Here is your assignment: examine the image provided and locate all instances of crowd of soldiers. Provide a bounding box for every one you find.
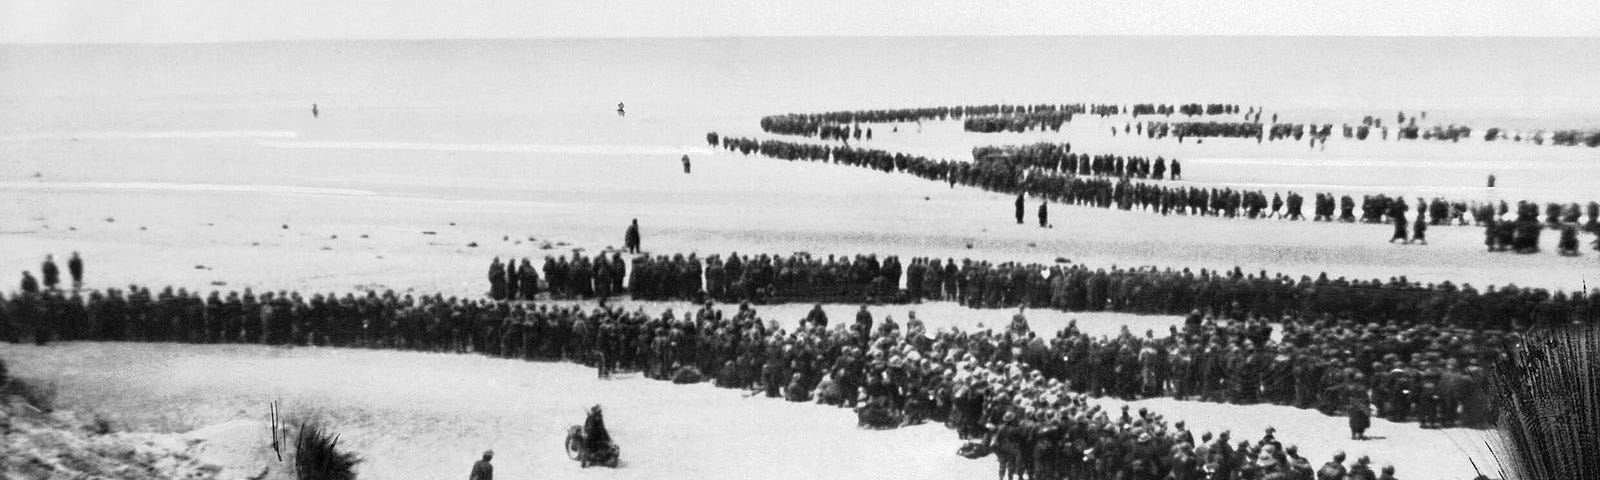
[485,252,629,301]
[496,250,1598,331]
[630,253,907,304]
[1482,201,1600,255]
[963,112,1075,133]
[971,143,1180,180]
[714,136,1600,242]
[757,103,1244,138]
[3,283,1418,479]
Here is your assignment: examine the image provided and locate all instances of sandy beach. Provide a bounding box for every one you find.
[3,36,1597,480]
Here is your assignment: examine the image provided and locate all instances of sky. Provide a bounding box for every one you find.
[2,0,1598,44]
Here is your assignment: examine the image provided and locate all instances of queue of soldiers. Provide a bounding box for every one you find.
[757,103,1246,138]
[485,252,629,301]
[971,143,1177,181]
[1,283,1410,480]
[715,136,1600,246]
[498,250,1598,331]
[963,112,1075,133]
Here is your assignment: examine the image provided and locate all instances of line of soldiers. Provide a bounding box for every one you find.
[717,136,1600,233]
[17,253,85,295]
[904,261,1597,331]
[1482,201,1600,255]
[486,252,629,301]
[487,249,1599,332]
[2,286,1415,480]
[971,143,1180,181]
[1045,314,1503,429]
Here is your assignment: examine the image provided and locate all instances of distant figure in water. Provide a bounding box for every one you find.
[616,102,626,117]
[682,154,691,174]
[311,104,319,118]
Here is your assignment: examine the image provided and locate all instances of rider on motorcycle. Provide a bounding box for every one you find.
[584,404,611,455]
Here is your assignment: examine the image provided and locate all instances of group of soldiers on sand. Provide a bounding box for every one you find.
[5,283,1434,480]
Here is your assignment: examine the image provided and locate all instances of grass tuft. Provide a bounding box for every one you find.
[295,421,362,480]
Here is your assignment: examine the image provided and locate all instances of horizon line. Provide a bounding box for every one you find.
[5,33,1598,47]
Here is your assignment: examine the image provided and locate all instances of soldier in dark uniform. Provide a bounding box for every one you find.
[20,271,39,294]
[503,259,519,300]
[1348,398,1371,439]
[1170,159,1182,180]
[1317,452,1347,480]
[624,219,641,254]
[1388,199,1410,243]
[805,304,828,328]
[68,252,84,289]
[681,154,691,174]
[41,255,60,290]
[1015,193,1025,224]
[487,258,505,300]
[1038,200,1049,227]
[469,450,493,480]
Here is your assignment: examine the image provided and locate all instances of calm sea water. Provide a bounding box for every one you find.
[2,36,1598,145]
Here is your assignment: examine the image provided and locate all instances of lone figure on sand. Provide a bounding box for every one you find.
[1014,194,1025,225]
[682,154,691,174]
[616,102,626,117]
[311,104,319,119]
[624,219,641,254]
[469,450,493,480]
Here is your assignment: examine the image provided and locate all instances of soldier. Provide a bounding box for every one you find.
[624,219,641,254]
[68,252,84,289]
[504,258,519,301]
[1317,452,1347,480]
[1558,225,1580,255]
[1376,465,1399,480]
[1171,159,1182,180]
[41,255,60,290]
[518,258,539,299]
[469,450,493,480]
[1038,200,1049,228]
[1348,398,1371,440]
[20,271,39,294]
[1015,193,1025,224]
[805,304,828,328]
[487,258,505,300]
[1347,456,1377,480]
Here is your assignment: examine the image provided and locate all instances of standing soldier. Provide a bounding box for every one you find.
[681,154,691,174]
[487,257,506,300]
[41,255,60,290]
[1037,200,1049,228]
[625,219,641,254]
[68,252,84,290]
[1015,193,1025,224]
[504,258,519,301]
[469,450,493,480]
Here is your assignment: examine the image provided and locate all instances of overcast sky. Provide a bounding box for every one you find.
[3,0,1597,44]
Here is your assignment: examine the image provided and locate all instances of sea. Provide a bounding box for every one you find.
[2,36,1598,204]
[3,36,1598,141]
